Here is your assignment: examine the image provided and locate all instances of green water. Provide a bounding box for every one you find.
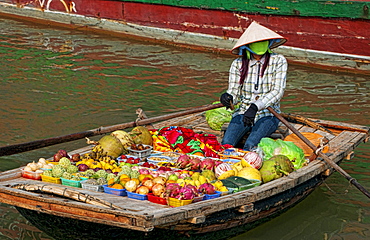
[0,16,369,240]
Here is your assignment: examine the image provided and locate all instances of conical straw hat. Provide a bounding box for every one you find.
[231,21,287,55]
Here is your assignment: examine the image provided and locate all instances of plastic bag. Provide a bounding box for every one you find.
[205,101,232,131]
[258,138,305,169]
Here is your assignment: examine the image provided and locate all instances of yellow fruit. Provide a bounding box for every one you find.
[213,180,224,189]
[218,170,235,180]
[138,174,147,182]
[185,179,195,186]
[231,165,239,175]
[75,161,84,166]
[237,167,262,181]
[233,161,244,171]
[194,180,201,187]
[108,178,117,186]
[111,183,124,189]
[191,172,200,181]
[219,186,229,192]
[241,158,253,168]
[131,178,140,185]
[119,174,130,181]
[198,175,208,185]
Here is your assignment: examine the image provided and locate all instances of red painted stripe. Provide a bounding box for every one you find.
[14,0,370,56]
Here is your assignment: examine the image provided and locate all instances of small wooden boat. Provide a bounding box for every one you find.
[0,105,368,239]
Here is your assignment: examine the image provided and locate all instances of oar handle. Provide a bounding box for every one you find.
[0,103,224,157]
[267,106,370,199]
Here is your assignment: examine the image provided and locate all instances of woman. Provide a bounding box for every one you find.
[220,21,288,151]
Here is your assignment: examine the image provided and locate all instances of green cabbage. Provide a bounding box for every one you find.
[258,138,305,169]
[205,101,232,131]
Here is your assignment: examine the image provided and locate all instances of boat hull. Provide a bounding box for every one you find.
[16,172,323,239]
[0,0,369,73]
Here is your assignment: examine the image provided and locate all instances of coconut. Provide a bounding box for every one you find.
[129,126,153,145]
[89,135,124,159]
[259,155,294,183]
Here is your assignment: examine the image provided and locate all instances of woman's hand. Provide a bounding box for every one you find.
[243,103,258,126]
[220,93,233,109]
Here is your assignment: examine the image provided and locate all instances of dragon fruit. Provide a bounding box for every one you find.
[186,157,201,170]
[185,184,199,197]
[178,185,195,200]
[214,159,223,167]
[199,158,216,170]
[198,183,216,195]
[175,155,190,169]
[164,183,181,198]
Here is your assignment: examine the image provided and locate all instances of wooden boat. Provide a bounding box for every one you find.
[0,0,369,74]
[0,105,369,239]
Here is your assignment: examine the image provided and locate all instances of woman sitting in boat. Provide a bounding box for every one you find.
[220,21,288,151]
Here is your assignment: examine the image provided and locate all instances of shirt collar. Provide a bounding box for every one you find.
[249,55,266,67]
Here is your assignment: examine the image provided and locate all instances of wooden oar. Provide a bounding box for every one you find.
[267,106,370,199]
[0,103,223,157]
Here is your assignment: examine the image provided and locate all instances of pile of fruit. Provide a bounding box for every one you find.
[20,125,307,207]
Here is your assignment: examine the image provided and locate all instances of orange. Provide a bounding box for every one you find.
[138,174,147,182]
[120,179,128,187]
[111,183,124,189]
[108,178,116,186]
[131,178,140,185]
[166,180,176,184]
[119,174,130,182]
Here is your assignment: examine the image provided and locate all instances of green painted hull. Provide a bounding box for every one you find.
[118,0,369,19]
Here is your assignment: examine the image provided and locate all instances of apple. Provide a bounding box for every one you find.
[168,174,178,181]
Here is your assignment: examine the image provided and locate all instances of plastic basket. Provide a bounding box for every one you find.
[167,198,193,207]
[80,180,105,192]
[219,188,234,196]
[127,191,148,200]
[103,185,127,196]
[128,145,153,158]
[60,177,83,188]
[21,169,43,180]
[147,156,172,165]
[204,191,221,200]
[222,179,262,193]
[46,160,58,165]
[192,195,204,203]
[147,193,166,205]
[41,174,61,184]
[222,159,241,165]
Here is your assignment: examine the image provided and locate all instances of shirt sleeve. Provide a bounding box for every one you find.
[226,58,242,105]
[253,55,287,110]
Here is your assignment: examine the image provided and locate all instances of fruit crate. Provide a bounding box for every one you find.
[127,191,148,200]
[41,174,61,184]
[103,185,127,196]
[21,169,43,180]
[167,198,193,207]
[60,177,83,188]
[80,180,104,192]
[46,160,58,165]
[147,193,166,205]
[221,178,262,193]
[219,188,234,196]
[128,145,153,158]
[192,194,204,203]
[204,191,221,200]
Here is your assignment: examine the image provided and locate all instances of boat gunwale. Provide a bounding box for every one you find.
[0,116,368,231]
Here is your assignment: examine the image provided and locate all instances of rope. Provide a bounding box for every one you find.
[315,137,329,155]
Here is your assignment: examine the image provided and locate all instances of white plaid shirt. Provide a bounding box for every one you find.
[226,53,287,122]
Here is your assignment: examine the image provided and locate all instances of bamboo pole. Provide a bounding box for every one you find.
[267,106,370,199]
[0,103,223,157]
